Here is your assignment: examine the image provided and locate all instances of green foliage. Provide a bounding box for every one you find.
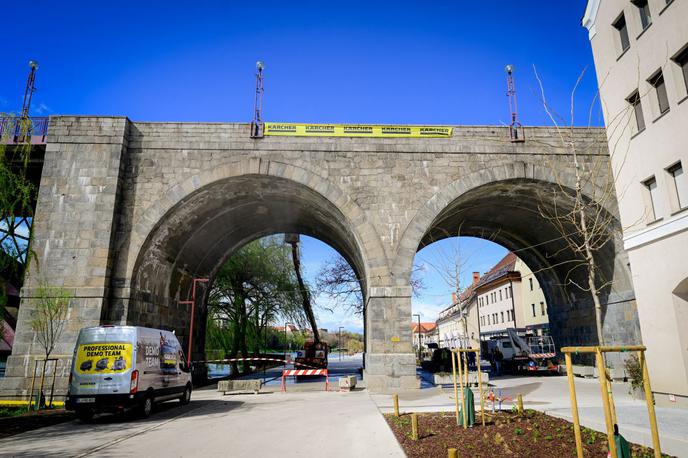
[514,427,524,436]
[205,237,307,371]
[624,354,644,391]
[30,283,72,359]
[0,114,40,338]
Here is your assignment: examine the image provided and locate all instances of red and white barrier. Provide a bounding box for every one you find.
[528,353,556,359]
[281,369,329,392]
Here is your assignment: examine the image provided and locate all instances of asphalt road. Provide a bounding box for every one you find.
[0,355,404,458]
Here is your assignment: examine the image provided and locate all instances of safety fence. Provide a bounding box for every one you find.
[280,369,329,392]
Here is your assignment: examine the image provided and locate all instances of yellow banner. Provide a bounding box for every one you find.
[264,123,453,138]
[76,343,133,374]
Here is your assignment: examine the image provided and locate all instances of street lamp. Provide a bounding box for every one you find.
[338,326,344,361]
[413,314,421,361]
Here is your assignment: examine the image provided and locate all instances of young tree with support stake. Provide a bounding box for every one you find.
[29,283,71,409]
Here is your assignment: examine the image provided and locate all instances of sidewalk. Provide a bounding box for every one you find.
[370,374,688,458]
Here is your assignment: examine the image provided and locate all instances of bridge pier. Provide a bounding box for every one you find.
[364,286,419,391]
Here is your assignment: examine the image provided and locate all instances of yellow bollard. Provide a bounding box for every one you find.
[448,448,458,458]
[477,350,485,427]
[639,351,662,458]
[411,413,419,441]
[596,348,617,458]
[564,353,583,458]
[393,394,399,417]
[517,394,524,416]
[452,351,459,424]
[457,351,467,429]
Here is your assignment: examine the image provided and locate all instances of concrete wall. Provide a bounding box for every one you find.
[1,117,639,395]
[584,0,688,407]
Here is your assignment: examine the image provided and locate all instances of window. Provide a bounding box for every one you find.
[613,13,630,53]
[501,311,504,323]
[540,302,546,316]
[672,46,688,95]
[487,315,490,325]
[499,290,502,301]
[529,278,533,291]
[668,162,688,210]
[627,91,646,132]
[632,0,652,30]
[648,71,670,115]
[644,177,661,220]
[531,304,536,317]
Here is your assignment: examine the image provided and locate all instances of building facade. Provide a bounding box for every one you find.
[583,0,688,407]
[476,253,549,340]
[436,273,481,349]
[411,322,439,357]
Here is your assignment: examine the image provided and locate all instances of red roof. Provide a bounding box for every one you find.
[475,252,518,289]
[411,322,437,333]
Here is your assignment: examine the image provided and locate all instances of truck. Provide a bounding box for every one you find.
[294,340,329,370]
[485,328,559,374]
[65,325,193,421]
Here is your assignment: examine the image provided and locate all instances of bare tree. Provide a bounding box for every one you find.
[533,66,627,347]
[30,283,71,408]
[316,253,424,316]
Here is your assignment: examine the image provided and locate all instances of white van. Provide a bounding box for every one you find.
[65,325,192,421]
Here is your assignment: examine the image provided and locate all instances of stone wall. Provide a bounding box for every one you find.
[1,116,640,395]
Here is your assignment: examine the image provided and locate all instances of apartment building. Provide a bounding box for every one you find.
[476,253,549,340]
[436,272,481,349]
[583,0,688,407]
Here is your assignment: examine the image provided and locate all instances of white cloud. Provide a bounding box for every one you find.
[33,102,52,115]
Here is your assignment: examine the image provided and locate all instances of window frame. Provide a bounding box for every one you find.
[667,162,688,211]
[648,70,670,116]
[631,0,652,31]
[627,90,646,133]
[643,176,659,221]
[612,12,631,55]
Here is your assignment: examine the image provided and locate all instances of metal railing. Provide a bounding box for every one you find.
[0,116,49,144]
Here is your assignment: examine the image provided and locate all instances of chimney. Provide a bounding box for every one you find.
[452,292,457,303]
[472,272,480,285]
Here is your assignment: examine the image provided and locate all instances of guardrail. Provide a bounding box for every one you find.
[0,116,49,144]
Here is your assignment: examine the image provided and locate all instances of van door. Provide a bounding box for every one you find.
[74,327,135,395]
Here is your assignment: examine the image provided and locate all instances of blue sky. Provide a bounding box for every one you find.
[2,1,597,333]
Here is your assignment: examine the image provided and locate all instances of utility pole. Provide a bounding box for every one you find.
[251,60,265,138]
[505,64,525,142]
[338,326,344,361]
[21,60,39,120]
[413,314,421,361]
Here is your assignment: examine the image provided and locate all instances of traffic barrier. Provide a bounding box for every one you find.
[280,369,329,392]
[194,357,321,370]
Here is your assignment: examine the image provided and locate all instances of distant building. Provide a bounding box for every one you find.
[436,272,481,349]
[476,253,549,340]
[272,324,299,334]
[411,322,438,353]
[582,0,688,408]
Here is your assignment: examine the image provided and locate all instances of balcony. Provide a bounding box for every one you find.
[0,116,49,145]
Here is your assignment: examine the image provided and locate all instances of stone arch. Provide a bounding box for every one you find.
[393,161,637,348]
[105,159,389,359]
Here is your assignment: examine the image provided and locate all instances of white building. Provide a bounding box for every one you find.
[583,0,688,407]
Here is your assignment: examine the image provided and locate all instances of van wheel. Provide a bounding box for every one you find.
[139,395,153,418]
[76,409,94,422]
[179,385,191,405]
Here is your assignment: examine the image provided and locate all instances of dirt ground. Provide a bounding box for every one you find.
[384,410,672,458]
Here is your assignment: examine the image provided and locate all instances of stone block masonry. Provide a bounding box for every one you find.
[0,117,639,396]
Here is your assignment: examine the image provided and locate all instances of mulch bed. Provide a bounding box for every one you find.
[0,409,74,439]
[384,410,672,458]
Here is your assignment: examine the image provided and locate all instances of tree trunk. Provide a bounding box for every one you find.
[288,238,320,343]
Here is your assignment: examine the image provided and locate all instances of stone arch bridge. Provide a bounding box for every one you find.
[2,116,640,393]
